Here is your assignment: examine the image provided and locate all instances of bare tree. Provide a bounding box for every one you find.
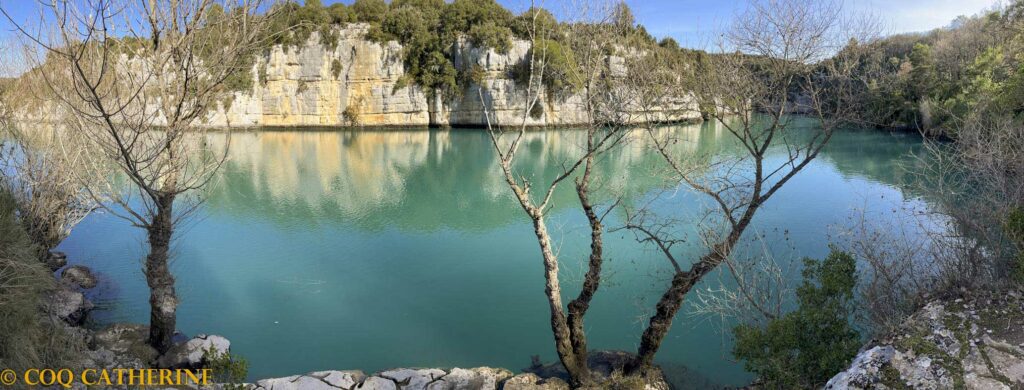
[620,0,877,374]
[2,0,271,354]
[0,42,101,263]
[0,123,100,259]
[479,0,662,385]
[688,231,798,329]
[835,205,935,334]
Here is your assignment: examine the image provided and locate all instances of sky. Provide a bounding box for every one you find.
[0,0,1006,75]
[617,0,1005,47]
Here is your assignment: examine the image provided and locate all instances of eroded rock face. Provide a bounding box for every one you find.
[200,24,700,128]
[827,289,1024,390]
[156,333,231,369]
[61,265,98,289]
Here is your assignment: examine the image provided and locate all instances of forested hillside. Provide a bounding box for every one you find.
[840,4,1024,135]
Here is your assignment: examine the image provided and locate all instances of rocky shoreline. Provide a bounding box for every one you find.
[252,351,671,390]
[42,251,234,375]
[255,368,568,390]
[826,289,1024,389]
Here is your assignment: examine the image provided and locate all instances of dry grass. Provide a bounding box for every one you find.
[0,191,84,372]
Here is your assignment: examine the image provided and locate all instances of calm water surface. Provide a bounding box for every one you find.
[58,119,937,387]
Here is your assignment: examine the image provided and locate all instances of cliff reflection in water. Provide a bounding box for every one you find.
[204,120,925,233]
[203,123,731,231]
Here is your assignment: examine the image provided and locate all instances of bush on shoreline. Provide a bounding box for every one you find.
[732,249,861,389]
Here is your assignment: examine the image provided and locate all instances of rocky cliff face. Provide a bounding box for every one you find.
[204,24,700,128]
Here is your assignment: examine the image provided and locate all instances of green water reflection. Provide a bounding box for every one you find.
[59,119,933,388]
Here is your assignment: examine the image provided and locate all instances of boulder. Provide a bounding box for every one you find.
[377,368,446,390]
[61,265,97,289]
[91,323,159,366]
[156,333,231,369]
[501,373,569,390]
[254,370,366,390]
[45,251,68,271]
[46,286,93,325]
[825,346,895,389]
[357,376,398,390]
[425,367,513,390]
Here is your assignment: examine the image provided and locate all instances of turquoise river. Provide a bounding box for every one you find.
[57,119,942,388]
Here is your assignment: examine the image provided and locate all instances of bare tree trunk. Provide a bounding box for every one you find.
[565,156,602,380]
[628,208,758,374]
[146,194,177,354]
[529,215,588,385]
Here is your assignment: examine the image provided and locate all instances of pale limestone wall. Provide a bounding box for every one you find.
[201,24,700,128]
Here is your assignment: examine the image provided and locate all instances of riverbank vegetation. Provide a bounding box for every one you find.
[827,1,1024,338]
[0,190,84,373]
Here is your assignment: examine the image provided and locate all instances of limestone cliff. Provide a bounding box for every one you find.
[204,24,700,128]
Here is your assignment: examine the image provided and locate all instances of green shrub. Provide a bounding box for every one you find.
[443,0,513,49]
[510,39,582,95]
[343,100,361,126]
[331,59,343,79]
[204,348,249,389]
[510,7,559,40]
[468,21,512,54]
[352,0,388,24]
[732,249,861,389]
[327,3,356,25]
[658,37,680,50]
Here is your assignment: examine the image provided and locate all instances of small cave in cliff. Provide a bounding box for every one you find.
[529,101,545,119]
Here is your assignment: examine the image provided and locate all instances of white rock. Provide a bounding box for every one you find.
[377,368,446,390]
[425,367,513,390]
[825,346,896,389]
[501,373,569,390]
[356,376,397,390]
[46,287,94,325]
[156,334,230,369]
